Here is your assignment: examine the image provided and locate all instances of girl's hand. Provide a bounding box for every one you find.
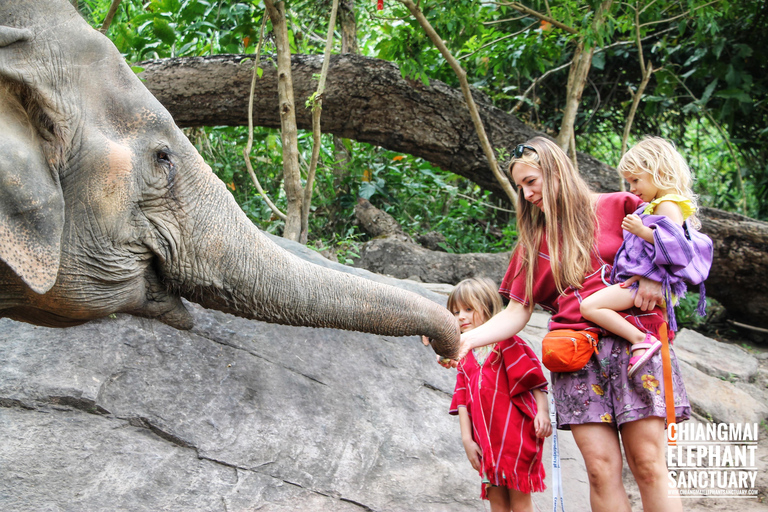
[534,409,552,438]
[621,214,644,235]
[463,438,483,472]
[425,334,470,368]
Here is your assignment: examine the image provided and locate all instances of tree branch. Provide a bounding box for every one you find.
[300,0,340,244]
[500,1,578,34]
[398,0,517,203]
[638,0,720,29]
[459,21,537,61]
[264,0,303,241]
[244,15,287,221]
[99,0,121,34]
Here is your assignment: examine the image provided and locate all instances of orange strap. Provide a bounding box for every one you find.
[659,323,676,446]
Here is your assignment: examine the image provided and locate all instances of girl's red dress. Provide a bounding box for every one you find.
[450,336,548,498]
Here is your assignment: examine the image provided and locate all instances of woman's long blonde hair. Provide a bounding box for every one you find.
[617,136,700,228]
[508,137,597,307]
[446,277,504,324]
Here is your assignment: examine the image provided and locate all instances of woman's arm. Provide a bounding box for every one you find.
[456,300,533,361]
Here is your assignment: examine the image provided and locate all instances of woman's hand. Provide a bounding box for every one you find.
[462,438,483,472]
[621,275,663,311]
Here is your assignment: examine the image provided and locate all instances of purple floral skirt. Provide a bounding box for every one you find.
[551,334,691,430]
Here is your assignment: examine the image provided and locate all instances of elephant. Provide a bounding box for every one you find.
[0,0,459,358]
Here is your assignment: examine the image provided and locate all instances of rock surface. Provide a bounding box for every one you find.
[1,236,766,511]
[354,236,511,286]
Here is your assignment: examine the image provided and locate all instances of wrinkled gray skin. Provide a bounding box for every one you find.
[0,0,459,358]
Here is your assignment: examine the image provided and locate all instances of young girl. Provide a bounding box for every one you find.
[447,277,551,512]
[580,137,713,377]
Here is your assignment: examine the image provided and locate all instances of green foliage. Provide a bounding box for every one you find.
[371,1,767,219]
[351,149,517,254]
[188,126,516,256]
[80,0,265,60]
[82,0,767,267]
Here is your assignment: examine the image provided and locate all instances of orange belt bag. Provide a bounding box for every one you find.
[541,329,600,372]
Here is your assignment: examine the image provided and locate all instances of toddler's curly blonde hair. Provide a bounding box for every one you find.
[617,136,700,228]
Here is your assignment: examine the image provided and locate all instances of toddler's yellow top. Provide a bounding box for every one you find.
[643,193,695,220]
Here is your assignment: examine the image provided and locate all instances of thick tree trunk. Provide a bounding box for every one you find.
[697,208,768,331]
[136,53,768,330]
[137,53,621,195]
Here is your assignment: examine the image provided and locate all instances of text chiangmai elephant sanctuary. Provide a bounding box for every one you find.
[0,0,459,358]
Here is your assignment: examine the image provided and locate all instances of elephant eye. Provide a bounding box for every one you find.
[156,149,172,165]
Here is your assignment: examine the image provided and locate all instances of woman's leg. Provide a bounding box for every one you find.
[571,422,632,512]
[487,486,511,512]
[580,284,649,345]
[621,417,682,512]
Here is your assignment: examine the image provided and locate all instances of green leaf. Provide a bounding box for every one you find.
[359,182,377,200]
[700,80,718,105]
[715,89,752,103]
[152,18,176,46]
[591,51,605,71]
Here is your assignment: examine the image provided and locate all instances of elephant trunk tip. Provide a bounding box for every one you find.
[426,321,461,359]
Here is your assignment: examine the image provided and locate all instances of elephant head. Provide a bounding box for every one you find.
[0,0,459,358]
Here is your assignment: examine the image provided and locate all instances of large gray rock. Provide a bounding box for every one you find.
[674,329,759,382]
[0,306,470,511]
[354,236,511,285]
[2,236,767,511]
[0,237,591,512]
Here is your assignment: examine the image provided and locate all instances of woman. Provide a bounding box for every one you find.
[439,137,689,512]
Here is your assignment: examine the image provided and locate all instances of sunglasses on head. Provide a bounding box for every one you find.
[514,144,536,159]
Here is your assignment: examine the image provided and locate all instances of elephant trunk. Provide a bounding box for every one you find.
[180,193,460,358]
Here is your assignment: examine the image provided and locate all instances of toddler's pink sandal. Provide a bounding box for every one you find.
[627,333,662,378]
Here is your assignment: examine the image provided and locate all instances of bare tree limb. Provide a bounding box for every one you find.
[99,0,121,34]
[264,0,303,241]
[500,1,578,34]
[638,0,720,28]
[555,0,613,161]
[398,0,517,203]
[243,15,287,221]
[458,22,537,61]
[300,0,340,244]
[620,2,657,168]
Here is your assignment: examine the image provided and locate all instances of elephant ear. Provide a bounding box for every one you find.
[0,26,64,294]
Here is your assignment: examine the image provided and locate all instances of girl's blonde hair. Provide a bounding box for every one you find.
[447,277,504,324]
[617,136,700,228]
[507,137,597,306]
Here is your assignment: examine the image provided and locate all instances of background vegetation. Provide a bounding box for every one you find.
[77,0,766,327]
